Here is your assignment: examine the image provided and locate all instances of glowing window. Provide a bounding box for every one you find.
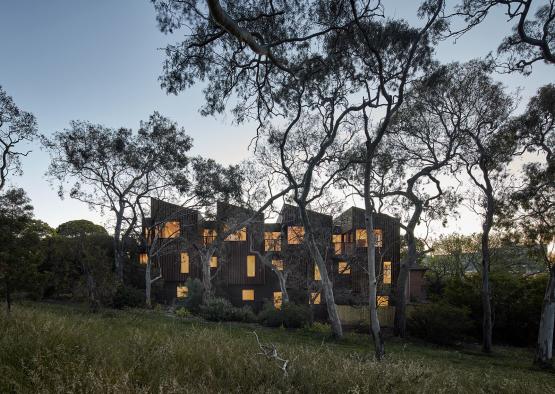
[272,259,284,271]
[377,296,389,307]
[338,261,350,275]
[225,227,247,241]
[332,234,342,255]
[247,255,256,277]
[374,229,383,248]
[139,253,148,265]
[356,229,368,247]
[273,292,282,309]
[203,229,217,245]
[210,256,218,268]
[314,265,321,280]
[161,221,180,238]
[176,286,188,298]
[180,252,189,274]
[383,261,392,284]
[311,292,321,305]
[242,289,255,301]
[287,226,304,244]
[264,231,281,251]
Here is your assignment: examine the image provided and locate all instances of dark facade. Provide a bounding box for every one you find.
[141,198,422,313]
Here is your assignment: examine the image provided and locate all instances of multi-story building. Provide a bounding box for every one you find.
[139,198,426,314]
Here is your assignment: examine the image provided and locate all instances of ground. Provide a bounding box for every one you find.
[0,303,553,393]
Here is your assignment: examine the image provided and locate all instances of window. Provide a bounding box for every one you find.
[338,261,350,275]
[160,221,180,238]
[210,256,218,268]
[225,227,247,241]
[374,229,383,248]
[180,252,189,274]
[139,253,148,265]
[332,234,342,255]
[272,259,284,271]
[314,265,321,280]
[176,285,188,298]
[356,229,368,247]
[377,296,389,307]
[287,226,304,244]
[311,292,321,305]
[264,231,281,251]
[273,292,282,309]
[383,261,392,284]
[203,229,217,245]
[247,255,256,277]
[242,289,255,301]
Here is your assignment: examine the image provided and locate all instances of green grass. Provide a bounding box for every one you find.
[0,302,553,393]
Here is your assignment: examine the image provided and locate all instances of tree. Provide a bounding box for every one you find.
[43,112,193,282]
[453,0,555,73]
[0,86,37,191]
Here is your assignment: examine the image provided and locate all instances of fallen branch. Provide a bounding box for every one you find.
[252,331,290,376]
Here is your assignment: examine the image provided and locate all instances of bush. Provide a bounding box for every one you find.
[408,302,473,346]
[111,284,144,309]
[198,297,256,323]
[178,278,204,314]
[282,302,312,329]
[175,307,191,318]
[258,302,284,327]
[231,306,256,323]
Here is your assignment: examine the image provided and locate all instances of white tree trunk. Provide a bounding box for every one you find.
[535,264,555,366]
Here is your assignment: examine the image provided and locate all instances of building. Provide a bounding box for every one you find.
[139,198,425,315]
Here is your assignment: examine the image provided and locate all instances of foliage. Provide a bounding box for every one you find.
[178,278,204,314]
[111,284,145,309]
[258,301,284,328]
[175,307,191,318]
[408,302,474,345]
[199,297,256,323]
[258,302,312,329]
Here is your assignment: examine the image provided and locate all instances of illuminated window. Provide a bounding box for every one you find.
[377,296,389,307]
[273,292,282,309]
[242,289,255,301]
[311,292,321,305]
[356,229,368,247]
[338,261,350,275]
[272,259,284,271]
[139,253,148,265]
[225,227,247,241]
[161,221,180,238]
[332,234,342,255]
[374,229,383,248]
[314,265,321,280]
[247,255,256,277]
[203,229,217,245]
[264,231,282,251]
[176,285,188,298]
[383,261,392,284]
[287,226,304,244]
[180,252,189,274]
[210,256,218,268]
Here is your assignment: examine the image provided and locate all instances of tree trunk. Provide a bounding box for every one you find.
[535,263,555,367]
[298,205,343,339]
[145,261,152,308]
[364,207,385,360]
[394,229,418,338]
[275,270,290,304]
[481,195,494,353]
[201,252,212,302]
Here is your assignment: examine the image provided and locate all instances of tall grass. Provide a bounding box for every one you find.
[0,303,552,393]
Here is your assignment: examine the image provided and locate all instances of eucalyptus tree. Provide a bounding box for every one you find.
[43,112,192,281]
[0,86,37,191]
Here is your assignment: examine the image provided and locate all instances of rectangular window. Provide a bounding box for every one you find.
[272,259,284,271]
[264,231,282,251]
[311,292,321,305]
[273,292,282,309]
[383,261,392,284]
[332,234,342,255]
[180,252,189,274]
[176,285,188,298]
[139,253,148,265]
[338,261,350,275]
[210,256,218,268]
[314,265,321,280]
[377,295,389,307]
[287,226,304,244]
[225,227,247,241]
[374,229,383,248]
[356,229,368,247]
[242,289,255,301]
[159,221,180,238]
[247,255,256,277]
[203,229,217,245]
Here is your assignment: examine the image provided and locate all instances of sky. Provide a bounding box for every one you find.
[0,0,551,235]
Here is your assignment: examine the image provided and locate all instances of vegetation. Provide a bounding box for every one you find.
[1,303,553,393]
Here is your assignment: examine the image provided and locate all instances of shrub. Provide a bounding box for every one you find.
[199,297,234,321]
[231,306,256,323]
[408,302,473,346]
[175,307,191,318]
[258,302,284,327]
[180,278,204,314]
[111,284,144,309]
[282,303,312,329]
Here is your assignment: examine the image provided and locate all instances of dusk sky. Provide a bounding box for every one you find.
[0,0,551,235]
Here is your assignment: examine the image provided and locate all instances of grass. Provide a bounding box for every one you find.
[0,302,553,393]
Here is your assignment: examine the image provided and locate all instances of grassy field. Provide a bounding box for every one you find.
[0,303,553,393]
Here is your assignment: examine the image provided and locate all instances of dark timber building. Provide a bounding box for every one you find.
[140,198,426,315]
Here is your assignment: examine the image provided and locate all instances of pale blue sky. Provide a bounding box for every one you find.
[0,0,551,233]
